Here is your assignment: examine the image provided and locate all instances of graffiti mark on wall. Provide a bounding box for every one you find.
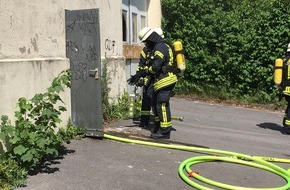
[77,11,98,35]
[66,9,101,81]
[19,46,26,54]
[76,11,98,23]
[31,35,39,53]
[66,20,76,33]
[105,39,115,53]
[79,22,97,35]
[85,44,98,60]
[71,61,88,81]
[66,40,79,52]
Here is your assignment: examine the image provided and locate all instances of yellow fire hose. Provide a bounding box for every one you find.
[104,133,290,190]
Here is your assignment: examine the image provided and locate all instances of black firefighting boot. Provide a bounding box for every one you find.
[150,121,160,134]
[150,127,171,139]
[139,120,148,128]
[139,115,150,129]
[283,117,290,134]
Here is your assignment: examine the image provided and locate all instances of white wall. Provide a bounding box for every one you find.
[0,0,66,58]
[0,0,71,126]
[0,58,70,124]
[148,0,162,28]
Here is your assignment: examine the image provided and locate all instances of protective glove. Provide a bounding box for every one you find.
[127,70,147,86]
[127,75,137,86]
[133,69,147,84]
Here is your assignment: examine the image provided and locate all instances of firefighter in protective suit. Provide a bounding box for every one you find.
[137,45,153,128]
[281,43,290,131]
[128,41,154,128]
[128,28,165,129]
[138,27,178,139]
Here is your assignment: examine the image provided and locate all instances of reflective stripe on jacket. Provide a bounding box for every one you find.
[149,43,177,91]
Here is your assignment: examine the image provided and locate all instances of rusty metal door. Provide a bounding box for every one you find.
[65,9,103,137]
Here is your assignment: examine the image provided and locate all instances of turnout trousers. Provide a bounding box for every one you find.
[140,81,154,126]
[283,95,290,128]
[152,84,175,134]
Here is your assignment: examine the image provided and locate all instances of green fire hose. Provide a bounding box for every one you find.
[104,133,290,190]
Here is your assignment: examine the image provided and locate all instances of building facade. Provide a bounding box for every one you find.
[0,0,161,128]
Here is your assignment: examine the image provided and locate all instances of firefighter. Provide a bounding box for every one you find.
[281,43,290,132]
[138,27,178,139]
[138,46,153,128]
[127,42,153,128]
[128,28,166,129]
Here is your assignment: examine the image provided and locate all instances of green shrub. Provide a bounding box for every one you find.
[0,156,27,190]
[0,70,85,189]
[3,70,71,171]
[162,0,290,104]
[57,121,86,144]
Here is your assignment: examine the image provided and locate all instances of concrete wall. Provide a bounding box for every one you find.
[0,0,70,126]
[0,0,162,125]
[148,0,162,28]
[0,1,66,58]
[0,58,70,123]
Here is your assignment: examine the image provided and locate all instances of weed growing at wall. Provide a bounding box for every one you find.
[101,59,130,123]
[0,70,85,189]
[0,61,131,188]
[101,59,112,122]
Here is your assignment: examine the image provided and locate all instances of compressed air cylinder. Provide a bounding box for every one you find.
[274,58,283,86]
[173,40,186,72]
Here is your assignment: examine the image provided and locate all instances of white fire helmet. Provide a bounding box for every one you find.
[138,27,154,42]
[287,43,290,52]
[154,28,164,38]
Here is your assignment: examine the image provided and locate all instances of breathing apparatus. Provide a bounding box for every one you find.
[173,40,186,73]
[273,43,290,100]
[274,58,283,86]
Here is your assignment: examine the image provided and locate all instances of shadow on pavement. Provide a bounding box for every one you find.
[28,146,76,176]
[256,122,290,135]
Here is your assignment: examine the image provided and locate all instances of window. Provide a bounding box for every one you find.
[141,15,146,29]
[122,10,128,42]
[132,13,137,43]
[122,0,148,44]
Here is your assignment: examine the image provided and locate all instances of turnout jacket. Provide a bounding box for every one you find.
[137,46,152,87]
[282,55,290,96]
[145,32,178,91]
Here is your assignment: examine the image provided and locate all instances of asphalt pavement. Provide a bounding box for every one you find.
[17,97,290,190]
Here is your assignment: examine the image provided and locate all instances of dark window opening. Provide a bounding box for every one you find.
[122,11,127,42]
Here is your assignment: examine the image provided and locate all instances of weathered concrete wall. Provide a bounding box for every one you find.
[0,58,70,125]
[105,56,127,100]
[0,0,66,58]
[0,0,70,126]
[0,0,162,126]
